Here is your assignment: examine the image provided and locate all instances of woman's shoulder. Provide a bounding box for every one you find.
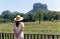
[20,22,24,25]
[20,22,24,27]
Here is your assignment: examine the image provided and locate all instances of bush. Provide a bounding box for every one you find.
[0,19,11,23]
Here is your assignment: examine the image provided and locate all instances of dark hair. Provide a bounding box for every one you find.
[15,20,23,27]
[15,21,20,27]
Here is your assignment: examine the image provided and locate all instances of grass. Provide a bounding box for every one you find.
[0,21,60,34]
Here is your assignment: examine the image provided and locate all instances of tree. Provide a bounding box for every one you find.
[28,14,34,22]
[43,13,48,21]
[2,10,11,19]
[36,8,43,24]
[33,13,38,21]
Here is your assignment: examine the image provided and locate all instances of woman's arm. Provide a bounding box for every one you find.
[14,29,18,38]
[19,26,24,34]
[13,23,18,38]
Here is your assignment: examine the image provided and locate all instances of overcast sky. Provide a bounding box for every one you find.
[0,0,60,14]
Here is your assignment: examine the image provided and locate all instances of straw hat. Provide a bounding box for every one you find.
[14,15,24,21]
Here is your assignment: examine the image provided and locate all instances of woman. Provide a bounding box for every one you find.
[14,15,24,39]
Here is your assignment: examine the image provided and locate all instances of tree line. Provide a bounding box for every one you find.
[0,9,60,23]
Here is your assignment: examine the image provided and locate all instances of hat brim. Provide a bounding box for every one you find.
[14,17,24,21]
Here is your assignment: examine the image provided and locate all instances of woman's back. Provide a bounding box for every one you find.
[14,22,24,33]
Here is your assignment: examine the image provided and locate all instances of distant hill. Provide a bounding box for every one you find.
[12,11,23,14]
[28,3,49,13]
[12,11,20,14]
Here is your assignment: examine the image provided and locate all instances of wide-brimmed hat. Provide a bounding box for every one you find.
[14,15,24,21]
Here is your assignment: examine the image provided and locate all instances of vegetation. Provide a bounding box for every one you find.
[0,21,60,34]
[0,9,60,23]
[36,9,43,24]
[0,9,60,34]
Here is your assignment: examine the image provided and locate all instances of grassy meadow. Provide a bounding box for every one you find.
[0,21,60,34]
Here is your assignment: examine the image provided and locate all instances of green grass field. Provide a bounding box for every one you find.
[0,21,60,34]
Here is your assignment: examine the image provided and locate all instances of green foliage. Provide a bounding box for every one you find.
[33,13,38,20]
[0,21,60,34]
[0,19,11,23]
[2,10,11,19]
[0,10,60,23]
[36,8,43,24]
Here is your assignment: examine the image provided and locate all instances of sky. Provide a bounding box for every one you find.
[0,0,60,14]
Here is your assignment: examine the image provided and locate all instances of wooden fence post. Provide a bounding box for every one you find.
[52,35,54,39]
[2,33,4,39]
[0,33,1,39]
[48,35,50,39]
